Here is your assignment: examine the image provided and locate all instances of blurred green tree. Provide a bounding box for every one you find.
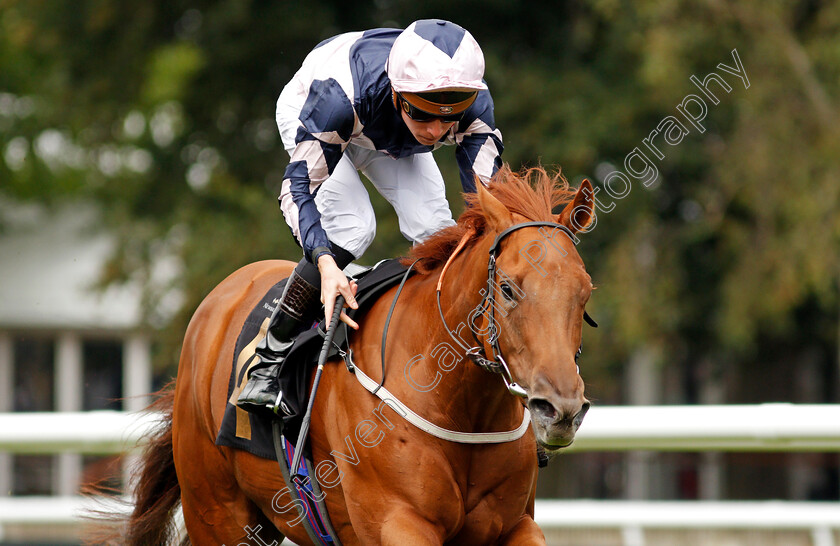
[0,0,837,405]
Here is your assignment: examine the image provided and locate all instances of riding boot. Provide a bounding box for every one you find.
[236,268,321,416]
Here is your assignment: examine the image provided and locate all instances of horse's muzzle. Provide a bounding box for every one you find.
[527,397,590,450]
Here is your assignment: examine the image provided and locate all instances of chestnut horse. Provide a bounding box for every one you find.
[122,166,595,545]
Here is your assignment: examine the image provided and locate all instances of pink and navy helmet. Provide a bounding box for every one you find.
[387,20,488,94]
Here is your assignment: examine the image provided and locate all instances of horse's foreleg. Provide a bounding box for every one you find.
[499,516,546,545]
[376,508,446,546]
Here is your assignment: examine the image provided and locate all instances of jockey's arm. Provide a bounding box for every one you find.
[454,90,504,192]
[281,87,360,329]
[317,253,359,330]
[286,165,359,330]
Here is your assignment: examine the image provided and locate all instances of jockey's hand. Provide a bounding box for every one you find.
[317,254,359,331]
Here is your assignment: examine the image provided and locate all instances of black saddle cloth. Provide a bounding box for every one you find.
[215,259,410,460]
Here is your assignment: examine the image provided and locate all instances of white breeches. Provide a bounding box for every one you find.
[277,119,456,259]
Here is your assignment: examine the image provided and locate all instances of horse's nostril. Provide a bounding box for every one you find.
[528,398,557,421]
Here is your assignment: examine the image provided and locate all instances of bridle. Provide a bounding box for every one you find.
[436,221,594,398]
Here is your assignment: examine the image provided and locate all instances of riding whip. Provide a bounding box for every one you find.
[290,295,345,478]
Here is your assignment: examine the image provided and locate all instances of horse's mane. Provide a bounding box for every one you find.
[405,164,577,274]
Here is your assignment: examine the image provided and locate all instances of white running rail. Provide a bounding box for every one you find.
[2,404,840,545]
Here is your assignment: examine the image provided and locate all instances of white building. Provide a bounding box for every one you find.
[0,202,155,499]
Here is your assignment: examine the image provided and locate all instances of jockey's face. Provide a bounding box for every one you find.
[400,110,456,146]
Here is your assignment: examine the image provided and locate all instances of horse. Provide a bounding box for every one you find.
[119,165,596,545]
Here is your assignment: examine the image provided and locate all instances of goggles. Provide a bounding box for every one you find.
[397,90,477,123]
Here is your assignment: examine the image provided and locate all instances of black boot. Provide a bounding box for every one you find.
[237,269,321,416]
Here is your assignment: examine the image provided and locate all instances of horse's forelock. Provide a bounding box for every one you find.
[405,165,576,274]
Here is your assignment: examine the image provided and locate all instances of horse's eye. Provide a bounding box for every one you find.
[500,282,516,301]
[575,345,582,363]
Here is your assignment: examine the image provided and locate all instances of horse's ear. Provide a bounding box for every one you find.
[476,182,513,232]
[557,179,595,234]
[477,182,513,232]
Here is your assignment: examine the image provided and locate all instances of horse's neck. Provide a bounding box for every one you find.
[399,240,525,432]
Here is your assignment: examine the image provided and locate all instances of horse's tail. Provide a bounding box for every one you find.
[124,383,183,545]
[85,383,185,545]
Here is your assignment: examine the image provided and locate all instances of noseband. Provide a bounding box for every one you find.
[436,221,582,398]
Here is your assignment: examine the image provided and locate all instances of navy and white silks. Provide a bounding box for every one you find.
[275,28,504,262]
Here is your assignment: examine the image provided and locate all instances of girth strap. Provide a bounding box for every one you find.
[272,421,341,545]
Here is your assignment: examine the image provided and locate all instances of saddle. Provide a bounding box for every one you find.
[215,258,410,459]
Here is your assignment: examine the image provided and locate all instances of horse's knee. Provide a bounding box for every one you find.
[379,510,446,545]
[500,516,545,545]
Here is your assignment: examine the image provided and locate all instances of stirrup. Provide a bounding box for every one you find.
[237,363,290,416]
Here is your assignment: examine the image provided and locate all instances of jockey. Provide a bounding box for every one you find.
[238,19,504,415]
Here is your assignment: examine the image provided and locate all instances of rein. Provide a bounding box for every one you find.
[336,221,586,445]
[336,250,533,444]
[437,221,578,398]
[376,258,421,394]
